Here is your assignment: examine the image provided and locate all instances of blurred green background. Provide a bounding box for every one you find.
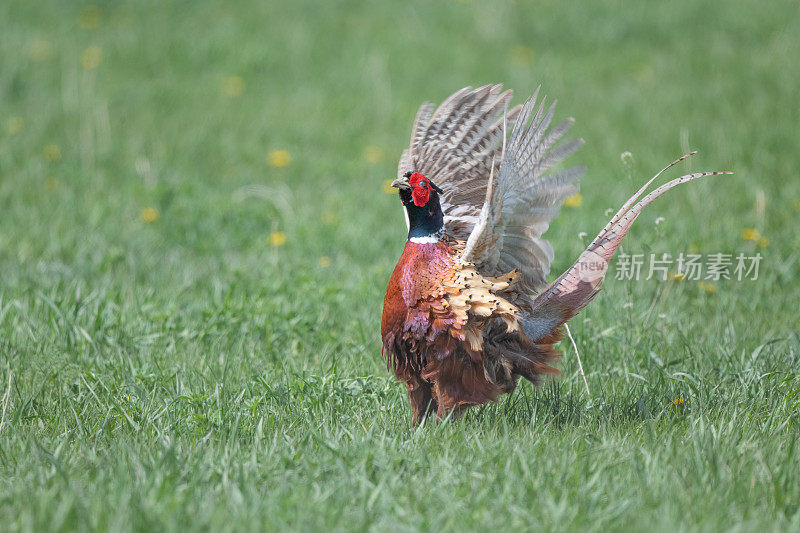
[1,0,799,531]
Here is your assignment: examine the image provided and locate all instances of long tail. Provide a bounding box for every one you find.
[521,152,732,342]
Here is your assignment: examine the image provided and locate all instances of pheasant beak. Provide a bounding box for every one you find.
[390,177,412,190]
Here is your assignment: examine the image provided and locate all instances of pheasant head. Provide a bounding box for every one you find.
[391,171,445,242]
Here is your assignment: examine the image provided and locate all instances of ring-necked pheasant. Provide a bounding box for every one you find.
[381,84,728,424]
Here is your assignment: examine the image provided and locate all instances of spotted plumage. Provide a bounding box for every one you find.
[382,84,730,424]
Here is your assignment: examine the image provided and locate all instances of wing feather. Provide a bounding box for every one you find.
[396,85,584,300]
[397,85,522,234]
[462,91,585,295]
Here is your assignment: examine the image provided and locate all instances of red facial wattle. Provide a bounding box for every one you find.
[408,172,431,207]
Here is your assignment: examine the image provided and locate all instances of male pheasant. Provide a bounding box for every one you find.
[381,84,727,424]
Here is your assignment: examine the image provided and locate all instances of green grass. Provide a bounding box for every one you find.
[2,0,799,530]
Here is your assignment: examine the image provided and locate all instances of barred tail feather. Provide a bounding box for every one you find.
[522,153,732,342]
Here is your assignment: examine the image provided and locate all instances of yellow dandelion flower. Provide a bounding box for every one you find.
[43,144,62,161]
[30,39,53,62]
[668,271,685,281]
[267,150,291,167]
[7,117,24,135]
[363,145,385,164]
[673,398,686,405]
[741,228,760,241]
[269,231,287,247]
[564,193,582,207]
[319,256,331,268]
[509,45,534,67]
[321,211,336,225]
[697,281,716,293]
[140,207,159,223]
[45,178,58,191]
[382,179,396,195]
[222,76,245,97]
[758,236,769,248]
[81,46,103,70]
[78,5,103,29]
[633,63,654,84]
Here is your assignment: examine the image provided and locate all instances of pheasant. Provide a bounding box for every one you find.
[381,84,728,424]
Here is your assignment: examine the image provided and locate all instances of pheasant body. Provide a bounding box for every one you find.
[382,237,559,423]
[381,84,728,424]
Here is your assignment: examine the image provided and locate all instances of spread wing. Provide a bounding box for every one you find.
[461,92,585,295]
[397,85,522,241]
[397,85,584,297]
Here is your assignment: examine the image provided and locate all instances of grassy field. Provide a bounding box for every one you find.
[2,0,799,530]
